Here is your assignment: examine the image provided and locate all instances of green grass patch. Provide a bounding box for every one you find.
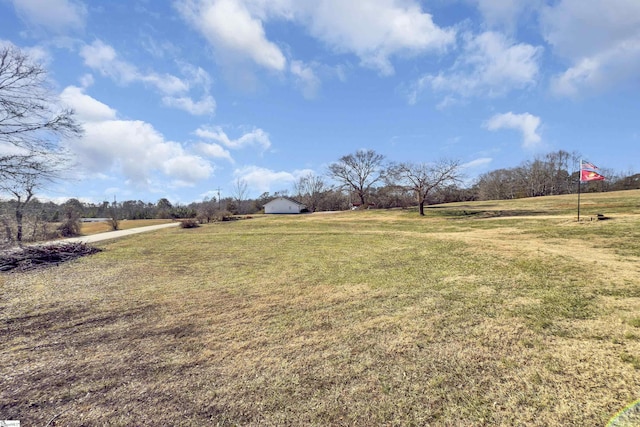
[628,317,640,328]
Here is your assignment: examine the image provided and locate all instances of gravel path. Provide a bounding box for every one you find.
[59,222,180,244]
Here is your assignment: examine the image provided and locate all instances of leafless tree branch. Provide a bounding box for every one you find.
[328,149,386,206]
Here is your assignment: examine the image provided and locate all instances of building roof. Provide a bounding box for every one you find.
[264,196,306,207]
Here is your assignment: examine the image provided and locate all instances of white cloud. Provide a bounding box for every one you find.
[435,95,462,111]
[163,155,214,186]
[142,74,190,96]
[290,60,320,99]
[11,0,86,33]
[79,73,94,88]
[0,142,28,157]
[61,86,213,187]
[80,40,128,77]
[179,63,214,88]
[542,0,640,96]
[162,95,216,116]
[176,0,287,71]
[484,112,542,149]
[233,166,312,194]
[140,35,179,60]
[297,0,456,75]
[60,86,117,122]
[196,142,234,162]
[176,0,454,77]
[410,31,542,104]
[0,40,52,66]
[79,40,217,114]
[463,157,493,169]
[23,45,52,65]
[80,40,188,95]
[195,126,271,150]
[473,0,539,32]
[541,0,640,60]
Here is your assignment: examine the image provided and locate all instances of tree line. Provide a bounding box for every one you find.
[1,46,639,245]
[4,146,638,244]
[1,148,638,245]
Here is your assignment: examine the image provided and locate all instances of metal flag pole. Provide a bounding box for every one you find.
[577,174,581,222]
[577,160,582,222]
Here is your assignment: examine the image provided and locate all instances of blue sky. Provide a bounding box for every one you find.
[1,0,639,204]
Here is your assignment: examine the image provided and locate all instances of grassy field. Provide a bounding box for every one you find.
[2,191,640,426]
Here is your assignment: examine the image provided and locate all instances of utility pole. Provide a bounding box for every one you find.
[216,187,221,210]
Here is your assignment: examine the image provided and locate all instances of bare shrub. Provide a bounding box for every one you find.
[57,206,81,237]
[108,217,119,231]
[179,219,200,229]
[215,210,234,222]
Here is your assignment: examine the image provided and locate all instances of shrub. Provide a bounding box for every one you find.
[107,216,119,231]
[179,219,200,229]
[214,210,234,222]
[57,206,82,237]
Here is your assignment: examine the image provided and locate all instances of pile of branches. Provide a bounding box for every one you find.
[0,242,102,272]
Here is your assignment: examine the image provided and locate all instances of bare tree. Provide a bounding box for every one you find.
[108,198,120,231]
[545,150,580,195]
[233,178,249,214]
[475,150,582,200]
[196,197,218,223]
[389,160,462,216]
[0,47,81,243]
[294,173,326,212]
[0,46,81,154]
[475,168,519,200]
[328,149,386,207]
[0,154,67,242]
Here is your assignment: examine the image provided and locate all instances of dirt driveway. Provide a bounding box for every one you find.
[61,222,180,244]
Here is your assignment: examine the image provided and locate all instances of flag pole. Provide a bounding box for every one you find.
[577,160,582,222]
[577,174,581,221]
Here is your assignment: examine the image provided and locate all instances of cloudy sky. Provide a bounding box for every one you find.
[1,0,639,204]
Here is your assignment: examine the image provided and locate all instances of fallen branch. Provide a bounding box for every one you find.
[45,408,70,427]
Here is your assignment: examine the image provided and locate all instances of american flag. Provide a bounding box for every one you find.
[581,160,598,171]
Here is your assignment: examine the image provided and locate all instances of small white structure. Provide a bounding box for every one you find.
[264,197,307,214]
[80,217,113,223]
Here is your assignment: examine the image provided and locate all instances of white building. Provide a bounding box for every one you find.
[264,197,307,214]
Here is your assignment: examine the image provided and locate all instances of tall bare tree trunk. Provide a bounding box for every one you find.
[16,208,23,243]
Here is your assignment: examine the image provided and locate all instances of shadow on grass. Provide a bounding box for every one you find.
[0,301,212,426]
[425,208,550,219]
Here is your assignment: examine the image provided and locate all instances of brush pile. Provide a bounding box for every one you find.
[0,242,102,272]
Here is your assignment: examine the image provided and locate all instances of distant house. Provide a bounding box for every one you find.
[80,218,113,223]
[264,197,307,214]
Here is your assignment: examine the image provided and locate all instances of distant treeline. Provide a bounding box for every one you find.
[473,150,638,200]
[1,150,638,245]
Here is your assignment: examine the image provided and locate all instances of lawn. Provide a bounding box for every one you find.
[1,191,639,426]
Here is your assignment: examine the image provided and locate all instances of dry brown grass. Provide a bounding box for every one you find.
[2,193,640,425]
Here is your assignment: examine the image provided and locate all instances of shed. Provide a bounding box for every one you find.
[80,217,113,222]
[264,197,307,214]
